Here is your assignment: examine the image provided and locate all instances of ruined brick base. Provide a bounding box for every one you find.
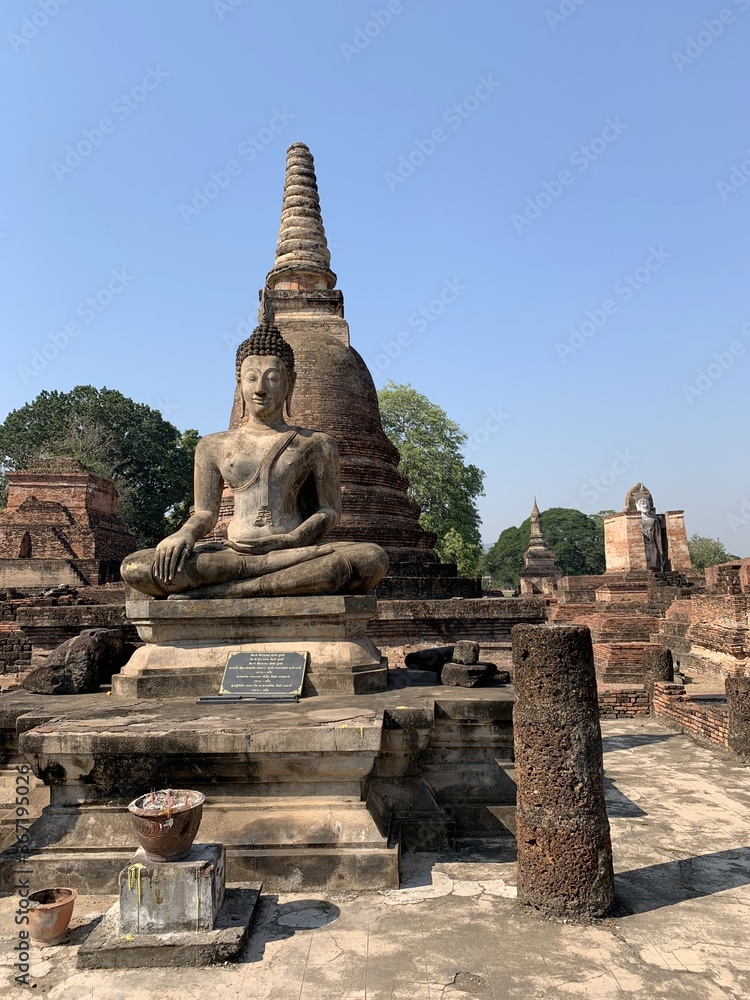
[652,681,729,749]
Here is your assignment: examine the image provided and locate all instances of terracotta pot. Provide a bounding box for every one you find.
[28,887,77,943]
[127,789,205,862]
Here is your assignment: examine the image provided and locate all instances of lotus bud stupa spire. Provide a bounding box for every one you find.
[519,499,559,596]
[529,498,544,543]
[266,142,337,292]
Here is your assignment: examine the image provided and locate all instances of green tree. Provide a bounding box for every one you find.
[485,508,606,588]
[0,386,198,547]
[688,534,738,573]
[437,527,484,577]
[377,381,485,568]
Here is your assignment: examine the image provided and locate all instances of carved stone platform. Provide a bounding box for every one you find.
[0,678,516,894]
[113,595,387,698]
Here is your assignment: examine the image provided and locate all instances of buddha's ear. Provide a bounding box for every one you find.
[285,371,297,418]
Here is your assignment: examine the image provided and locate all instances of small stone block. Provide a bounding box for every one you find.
[119,844,225,936]
[441,661,497,688]
[452,640,480,665]
[77,885,261,969]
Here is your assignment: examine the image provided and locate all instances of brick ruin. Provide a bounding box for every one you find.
[655,559,750,680]
[0,458,136,590]
[552,484,700,683]
[0,459,137,678]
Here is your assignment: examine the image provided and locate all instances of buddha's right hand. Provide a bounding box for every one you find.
[154,531,195,582]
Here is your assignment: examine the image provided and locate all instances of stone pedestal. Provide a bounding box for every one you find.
[511,624,615,920]
[113,595,387,698]
[119,844,225,935]
[77,842,263,967]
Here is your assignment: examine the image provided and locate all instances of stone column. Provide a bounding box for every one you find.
[643,644,674,713]
[726,675,750,760]
[512,624,615,919]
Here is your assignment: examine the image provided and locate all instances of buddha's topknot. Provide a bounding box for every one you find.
[235,292,295,381]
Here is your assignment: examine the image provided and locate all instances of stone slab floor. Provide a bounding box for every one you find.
[2,719,749,999]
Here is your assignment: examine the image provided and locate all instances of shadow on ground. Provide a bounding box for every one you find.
[242,896,341,962]
[604,777,646,817]
[616,846,750,913]
[602,733,676,753]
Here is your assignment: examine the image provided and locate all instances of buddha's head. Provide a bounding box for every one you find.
[625,483,655,515]
[235,326,296,422]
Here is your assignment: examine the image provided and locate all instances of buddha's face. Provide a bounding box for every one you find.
[635,497,653,515]
[239,355,294,422]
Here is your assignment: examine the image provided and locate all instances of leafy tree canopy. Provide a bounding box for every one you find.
[0,386,199,547]
[485,507,606,588]
[688,534,738,573]
[377,381,485,575]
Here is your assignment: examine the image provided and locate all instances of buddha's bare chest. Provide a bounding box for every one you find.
[218,433,310,493]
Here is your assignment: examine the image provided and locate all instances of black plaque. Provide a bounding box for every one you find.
[217,650,308,701]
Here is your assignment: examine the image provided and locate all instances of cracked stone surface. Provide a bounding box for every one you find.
[2,719,749,998]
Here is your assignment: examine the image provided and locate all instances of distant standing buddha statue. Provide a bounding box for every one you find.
[627,484,665,572]
[122,304,389,599]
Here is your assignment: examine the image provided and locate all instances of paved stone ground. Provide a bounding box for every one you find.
[2,719,749,998]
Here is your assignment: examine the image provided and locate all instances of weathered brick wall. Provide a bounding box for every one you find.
[652,681,729,748]
[597,685,650,719]
[0,603,32,674]
[656,589,750,680]
[705,560,750,594]
[0,460,136,567]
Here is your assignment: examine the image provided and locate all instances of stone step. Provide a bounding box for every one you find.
[5,844,400,895]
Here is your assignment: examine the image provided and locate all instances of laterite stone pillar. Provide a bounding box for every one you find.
[512,624,615,919]
[726,675,750,760]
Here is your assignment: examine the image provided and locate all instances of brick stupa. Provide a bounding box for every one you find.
[222,142,478,594]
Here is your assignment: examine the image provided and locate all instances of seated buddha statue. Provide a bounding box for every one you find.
[121,319,389,599]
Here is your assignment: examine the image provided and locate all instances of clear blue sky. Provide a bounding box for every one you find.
[1,0,748,553]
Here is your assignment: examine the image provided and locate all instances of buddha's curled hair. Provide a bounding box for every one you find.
[235,328,295,382]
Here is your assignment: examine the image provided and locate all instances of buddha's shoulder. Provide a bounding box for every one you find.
[294,427,338,451]
[194,429,233,456]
